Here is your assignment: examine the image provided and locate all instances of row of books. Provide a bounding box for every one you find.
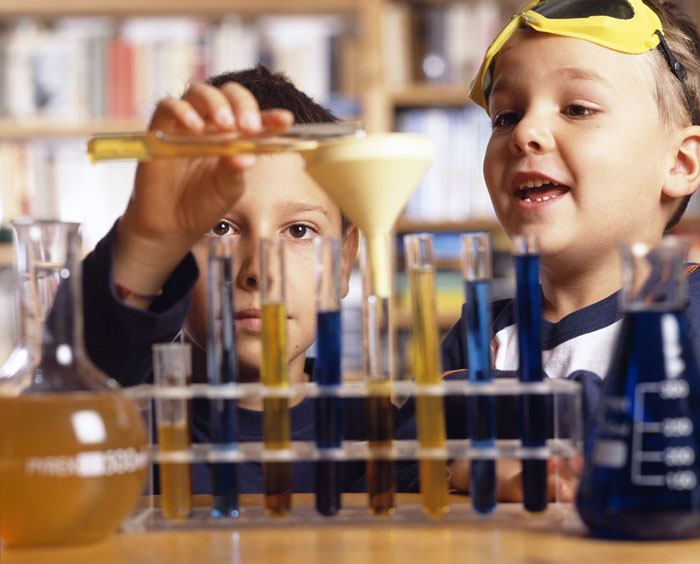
[0,15,357,123]
[0,140,135,252]
[398,105,496,223]
[381,1,512,88]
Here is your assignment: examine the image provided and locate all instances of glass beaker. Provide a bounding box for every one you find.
[576,237,700,539]
[0,220,148,547]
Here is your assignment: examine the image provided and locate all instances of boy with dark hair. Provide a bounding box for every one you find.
[78,64,386,494]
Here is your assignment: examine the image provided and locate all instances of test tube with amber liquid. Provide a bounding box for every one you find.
[360,234,395,516]
[405,234,449,517]
[260,238,292,516]
[153,343,193,521]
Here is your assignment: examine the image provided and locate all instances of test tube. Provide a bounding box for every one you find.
[206,237,239,518]
[405,234,449,517]
[153,342,193,521]
[313,236,344,516]
[461,232,497,514]
[513,234,548,512]
[360,234,395,516]
[260,238,292,517]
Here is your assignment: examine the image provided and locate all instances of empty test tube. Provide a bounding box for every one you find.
[260,238,292,517]
[313,236,344,516]
[405,233,449,517]
[461,232,497,514]
[513,234,548,513]
[206,237,239,518]
[360,234,396,516]
[153,342,193,521]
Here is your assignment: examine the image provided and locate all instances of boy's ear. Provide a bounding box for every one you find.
[663,126,700,199]
[340,226,359,298]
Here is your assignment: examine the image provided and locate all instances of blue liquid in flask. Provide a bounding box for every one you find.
[314,310,343,516]
[576,308,700,539]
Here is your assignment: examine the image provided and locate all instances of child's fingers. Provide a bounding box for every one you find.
[261,108,295,132]
[219,81,263,134]
[148,97,205,133]
[182,83,238,130]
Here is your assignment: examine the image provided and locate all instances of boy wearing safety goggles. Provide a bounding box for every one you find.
[441,0,700,501]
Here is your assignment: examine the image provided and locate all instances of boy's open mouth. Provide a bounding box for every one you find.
[516,181,570,203]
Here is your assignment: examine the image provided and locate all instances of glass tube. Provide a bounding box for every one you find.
[153,342,193,521]
[360,234,395,516]
[313,236,344,516]
[260,237,292,517]
[461,232,497,514]
[404,233,449,517]
[206,237,239,518]
[513,234,548,513]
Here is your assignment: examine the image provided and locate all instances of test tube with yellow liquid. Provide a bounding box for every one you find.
[153,343,193,521]
[260,238,292,517]
[404,234,449,517]
[302,133,435,516]
[85,123,364,163]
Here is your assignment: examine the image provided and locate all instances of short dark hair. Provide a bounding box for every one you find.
[205,64,353,234]
[206,63,338,124]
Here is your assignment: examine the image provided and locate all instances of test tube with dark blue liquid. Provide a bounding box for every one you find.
[207,237,239,518]
[313,236,344,516]
[513,234,548,513]
[461,232,496,514]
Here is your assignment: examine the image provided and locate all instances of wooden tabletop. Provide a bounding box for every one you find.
[3,494,700,563]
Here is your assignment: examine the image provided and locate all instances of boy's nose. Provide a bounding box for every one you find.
[508,113,554,156]
[235,237,260,291]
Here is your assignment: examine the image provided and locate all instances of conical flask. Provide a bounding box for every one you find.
[576,237,700,539]
[0,220,148,547]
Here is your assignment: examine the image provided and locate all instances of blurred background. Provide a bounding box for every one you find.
[1,0,699,375]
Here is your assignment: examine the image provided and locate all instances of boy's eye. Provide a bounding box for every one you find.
[564,104,595,118]
[285,223,316,240]
[210,220,236,237]
[492,111,520,129]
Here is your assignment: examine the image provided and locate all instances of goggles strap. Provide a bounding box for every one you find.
[655,30,699,126]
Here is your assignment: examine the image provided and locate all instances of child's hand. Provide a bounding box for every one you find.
[450,455,583,503]
[112,82,294,305]
[497,456,583,503]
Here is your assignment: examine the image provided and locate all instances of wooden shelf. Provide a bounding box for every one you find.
[0,244,13,267]
[0,0,361,17]
[391,83,471,107]
[0,118,147,139]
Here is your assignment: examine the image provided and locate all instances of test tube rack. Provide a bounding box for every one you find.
[122,377,582,531]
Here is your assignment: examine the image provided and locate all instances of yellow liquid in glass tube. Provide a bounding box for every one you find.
[157,421,192,521]
[261,301,291,517]
[409,267,449,517]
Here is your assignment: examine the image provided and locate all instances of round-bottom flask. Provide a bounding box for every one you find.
[0,221,148,547]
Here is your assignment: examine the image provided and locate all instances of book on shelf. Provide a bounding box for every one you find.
[397,105,496,224]
[381,0,509,88]
[0,14,358,125]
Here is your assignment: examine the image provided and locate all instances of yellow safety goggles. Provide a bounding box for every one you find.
[469,0,698,125]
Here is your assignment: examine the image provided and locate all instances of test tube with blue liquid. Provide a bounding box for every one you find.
[260,238,292,517]
[461,232,497,514]
[206,237,239,518]
[313,236,344,516]
[513,234,548,512]
[405,233,449,517]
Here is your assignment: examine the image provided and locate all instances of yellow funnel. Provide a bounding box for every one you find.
[303,133,434,297]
